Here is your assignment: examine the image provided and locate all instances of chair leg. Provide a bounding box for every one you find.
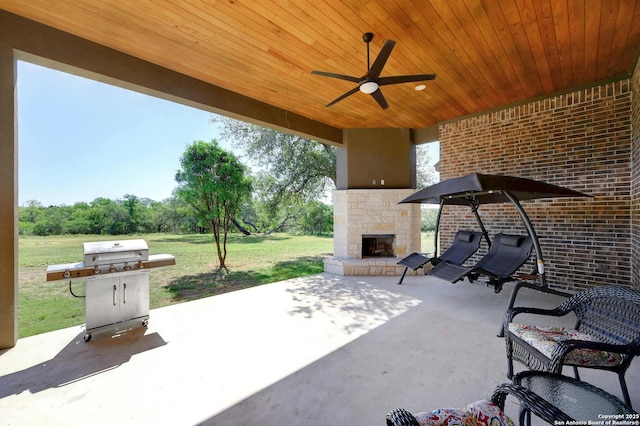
[507,356,514,379]
[398,267,409,285]
[518,406,531,426]
[572,366,580,381]
[619,373,632,408]
[505,338,515,379]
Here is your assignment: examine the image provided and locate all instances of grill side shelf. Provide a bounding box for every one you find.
[46,254,176,282]
[143,254,176,269]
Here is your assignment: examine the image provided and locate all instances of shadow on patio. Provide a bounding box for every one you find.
[1,274,638,425]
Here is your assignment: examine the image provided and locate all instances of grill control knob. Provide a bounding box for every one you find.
[123,263,132,271]
[137,261,145,269]
[93,266,101,274]
[108,264,117,272]
[63,270,71,278]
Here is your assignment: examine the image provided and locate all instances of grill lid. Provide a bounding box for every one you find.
[83,239,149,266]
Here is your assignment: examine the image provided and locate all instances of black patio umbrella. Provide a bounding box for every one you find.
[399,173,592,334]
[399,173,589,205]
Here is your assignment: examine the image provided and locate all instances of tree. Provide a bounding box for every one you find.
[19,200,43,235]
[32,206,65,236]
[121,194,153,233]
[147,199,171,233]
[175,140,252,270]
[298,201,333,234]
[66,202,93,234]
[416,143,438,188]
[217,116,336,233]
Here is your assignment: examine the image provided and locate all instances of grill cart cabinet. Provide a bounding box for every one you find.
[46,239,175,341]
[85,269,150,337]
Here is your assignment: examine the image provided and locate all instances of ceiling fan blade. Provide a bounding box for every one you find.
[378,74,437,86]
[325,86,360,107]
[311,70,360,83]
[370,89,389,110]
[366,39,396,80]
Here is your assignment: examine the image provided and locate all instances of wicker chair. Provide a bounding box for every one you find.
[504,285,640,407]
[385,381,571,426]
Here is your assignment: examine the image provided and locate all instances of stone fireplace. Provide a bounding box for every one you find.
[324,188,422,276]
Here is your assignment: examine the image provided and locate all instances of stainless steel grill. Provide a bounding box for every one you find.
[47,239,175,341]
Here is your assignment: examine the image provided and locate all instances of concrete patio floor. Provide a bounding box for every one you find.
[1,274,638,425]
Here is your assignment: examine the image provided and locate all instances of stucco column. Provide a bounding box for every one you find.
[338,128,416,189]
[0,43,18,348]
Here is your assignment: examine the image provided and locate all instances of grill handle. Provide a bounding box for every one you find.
[123,283,127,304]
[113,284,117,305]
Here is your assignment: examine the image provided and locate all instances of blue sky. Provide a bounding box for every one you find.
[17,61,224,206]
[17,60,439,207]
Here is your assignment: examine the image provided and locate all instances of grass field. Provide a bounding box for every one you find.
[19,232,434,338]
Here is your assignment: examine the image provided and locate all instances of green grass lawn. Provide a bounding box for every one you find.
[19,231,434,338]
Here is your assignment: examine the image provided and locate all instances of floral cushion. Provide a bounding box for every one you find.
[508,323,623,367]
[413,400,513,426]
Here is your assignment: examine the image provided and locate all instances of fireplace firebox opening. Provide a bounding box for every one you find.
[362,234,395,258]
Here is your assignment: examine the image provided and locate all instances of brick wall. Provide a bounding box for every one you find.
[439,80,632,292]
[631,61,640,289]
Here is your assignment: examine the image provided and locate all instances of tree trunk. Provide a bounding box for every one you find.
[242,219,260,233]
[232,218,252,235]
[210,218,226,270]
[266,212,293,234]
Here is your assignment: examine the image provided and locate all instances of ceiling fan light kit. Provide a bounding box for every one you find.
[312,32,436,109]
[359,81,379,94]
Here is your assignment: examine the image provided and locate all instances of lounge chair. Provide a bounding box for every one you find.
[427,233,533,292]
[397,230,483,284]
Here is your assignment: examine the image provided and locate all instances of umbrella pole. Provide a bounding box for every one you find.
[502,191,545,284]
[434,200,444,258]
[498,191,547,337]
[469,198,491,248]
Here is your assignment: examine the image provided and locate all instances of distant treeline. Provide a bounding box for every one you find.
[19,194,334,236]
[19,196,195,236]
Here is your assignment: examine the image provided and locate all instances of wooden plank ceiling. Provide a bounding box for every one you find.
[2,0,640,131]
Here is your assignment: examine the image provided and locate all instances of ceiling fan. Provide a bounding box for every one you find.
[311,32,436,110]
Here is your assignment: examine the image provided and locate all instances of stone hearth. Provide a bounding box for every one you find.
[324,189,422,276]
